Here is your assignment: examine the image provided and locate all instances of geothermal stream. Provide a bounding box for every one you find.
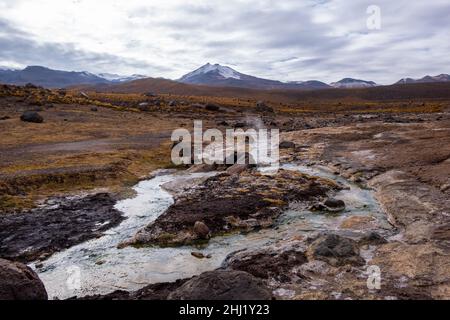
[35,165,392,300]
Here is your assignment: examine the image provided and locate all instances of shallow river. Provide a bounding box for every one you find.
[36,165,391,299]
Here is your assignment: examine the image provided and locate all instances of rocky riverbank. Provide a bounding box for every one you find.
[121,168,342,248]
[0,193,124,263]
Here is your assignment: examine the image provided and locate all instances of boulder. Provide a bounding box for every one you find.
[224,248,307,282]
[167,270,272,300]
[309,234,364,266]
[324,198,346,212]
[256,101,274,113]
[20,111,43,123]
[279,141,296,149]
[193,221,210,239]
[311,198,346,213]
[0,259,48,300]
[205,103,220,112]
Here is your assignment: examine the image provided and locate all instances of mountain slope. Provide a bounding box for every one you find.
[0,66,149,88]
[396,74,450,84]
[330,78,377,88]
[0,66,110,88]
[178,63,330,90]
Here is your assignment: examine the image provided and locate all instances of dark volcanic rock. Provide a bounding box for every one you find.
[0,259,48,300]
[167,270,272,300]
[78,279,189,300]
[81,271,272,301]
[205,103,220,111]
[309,234,364,267]
[0,193,125,263]
[279,141,296,149]
[224,248,307,282]
[324,198,346,212]
[311,198,346,213]
[20,111,43,123]
[193,221,210,239]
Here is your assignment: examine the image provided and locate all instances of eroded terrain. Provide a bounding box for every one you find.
[1,84,449,300]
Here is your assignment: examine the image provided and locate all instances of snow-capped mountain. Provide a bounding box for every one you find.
[0,66,149,88]
[178,63,330,90]
[97,73,148,83]
[0,66,109,88]
[330,78,377,89]
[180,63,242,82]
[396,74,450,84]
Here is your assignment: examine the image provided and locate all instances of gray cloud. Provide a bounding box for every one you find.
[0,0,449,84]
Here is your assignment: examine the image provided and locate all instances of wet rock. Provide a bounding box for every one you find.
[223,248,307,282]
[167,270,272,300]
[312,198,346,213]
[309,234,364,267]
[193,221,210,240]
[0,193,125,263]
[324,199,346,211]
[20,111,43,123]
[279,141,296,149]
[191,252,209,259]
[0,259,48,300]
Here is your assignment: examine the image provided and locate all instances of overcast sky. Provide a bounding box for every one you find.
[0,0,449,84]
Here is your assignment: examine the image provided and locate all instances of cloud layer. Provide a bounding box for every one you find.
[0,0,449,84]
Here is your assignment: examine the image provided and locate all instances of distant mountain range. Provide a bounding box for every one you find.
[396,74,450,84]
[0,64,449,91]
[0,66,147,88]
[178,63,331,90]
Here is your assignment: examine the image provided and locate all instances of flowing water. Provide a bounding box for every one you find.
[36,165,391,300]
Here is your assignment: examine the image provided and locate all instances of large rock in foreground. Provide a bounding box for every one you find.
[0,259,48,300]
[308,234,364,267]
[168,270,272,300]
